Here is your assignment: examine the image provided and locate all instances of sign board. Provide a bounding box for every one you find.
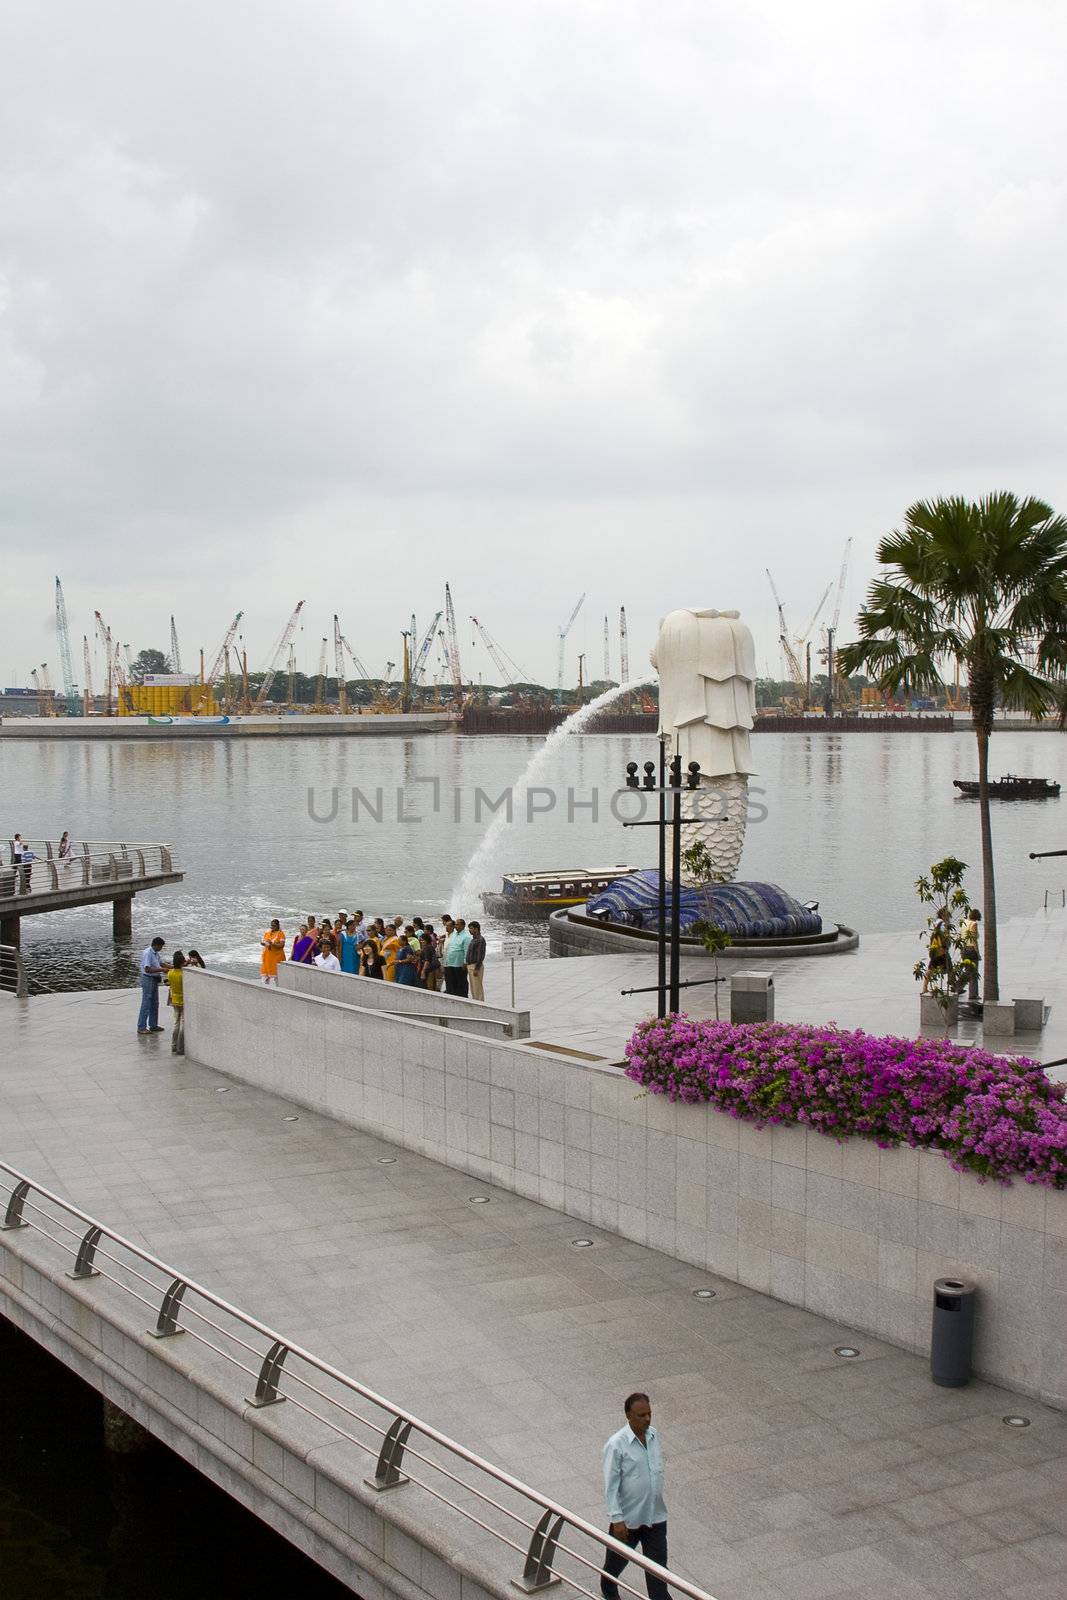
[500,939,523,958]
[142,674,197,686]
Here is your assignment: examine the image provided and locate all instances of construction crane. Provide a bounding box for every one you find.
[32,664,57,713]
[312,636,329,711]
[169,616,183,673]
[443,583,464,708]
[93,611,114,713]
[556,593,585,705]
[619,606,630,680]
[196,610,243,713]
[332,616,349,714]
[54,577,79,716]
[82,636,94,716]
[469,617,531,688]
[603,616,611,683]
[410,610,443,690]
[820,538,855,711]
[112,642,135,713]
[253,601,305,711]
[765,570,807,698]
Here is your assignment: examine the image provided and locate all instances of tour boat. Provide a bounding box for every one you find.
[480,866,637,917]
[953,774,1060,799]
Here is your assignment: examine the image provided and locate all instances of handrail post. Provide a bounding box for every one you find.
[161,846,172,873]
[68,1224,103,1279]
[150,1276,188,1337]
[512,1509,564,1592]
[2,1179,30,1229]
[247,1340,289,1407]
[364,1416,412,1491]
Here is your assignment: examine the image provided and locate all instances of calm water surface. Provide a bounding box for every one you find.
[1,727,1064,992]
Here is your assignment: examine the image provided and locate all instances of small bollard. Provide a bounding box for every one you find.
[730,971,774,1024]
[931,1277,975,1387]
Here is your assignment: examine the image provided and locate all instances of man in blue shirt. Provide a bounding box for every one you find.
[442,916,472,997]
[601,1392,670,1600]
[137,937,168,1034]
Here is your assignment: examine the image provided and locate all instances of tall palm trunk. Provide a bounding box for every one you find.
[971,660,999,1002]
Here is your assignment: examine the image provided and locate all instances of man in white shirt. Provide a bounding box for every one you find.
[137,937,168,1034]
[601,1392,670,1600]
[314,947,341,972]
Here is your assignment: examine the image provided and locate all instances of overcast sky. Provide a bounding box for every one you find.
[2,0,1065,690]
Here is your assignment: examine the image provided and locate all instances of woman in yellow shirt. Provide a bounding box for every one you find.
[166,951,186,1055]
[260,920,287,986]
[380,930,402,981]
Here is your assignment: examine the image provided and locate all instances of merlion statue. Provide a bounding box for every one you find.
[650,609,756,882]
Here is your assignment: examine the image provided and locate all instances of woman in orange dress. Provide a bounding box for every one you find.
[380,929,402,982]
[260,919,287,985]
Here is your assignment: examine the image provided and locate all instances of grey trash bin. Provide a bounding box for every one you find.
[931,1277,975,1387]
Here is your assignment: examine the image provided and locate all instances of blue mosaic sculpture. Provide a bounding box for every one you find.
[587,871,822,940]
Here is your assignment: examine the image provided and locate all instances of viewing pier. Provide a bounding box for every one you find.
[0,839,182,945]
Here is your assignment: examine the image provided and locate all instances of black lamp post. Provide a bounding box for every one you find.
[624,747,702,1016]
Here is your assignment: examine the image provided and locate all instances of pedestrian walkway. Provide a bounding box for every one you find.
[486,910,1067,1076]
[2,990,1066,1599]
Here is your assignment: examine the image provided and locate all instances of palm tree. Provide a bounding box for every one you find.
[837,493,1067,1002]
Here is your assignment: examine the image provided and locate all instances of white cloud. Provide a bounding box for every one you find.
[2,0,1066,682]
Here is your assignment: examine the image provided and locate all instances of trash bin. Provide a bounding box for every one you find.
[930,1277,975,1387]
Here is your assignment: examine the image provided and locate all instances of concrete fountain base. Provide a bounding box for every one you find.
[548,905,860,959]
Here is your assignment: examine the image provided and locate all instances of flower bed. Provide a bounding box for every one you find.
[625,1016,1067,1188]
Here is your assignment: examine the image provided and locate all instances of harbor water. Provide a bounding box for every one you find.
[0,727,1064,993]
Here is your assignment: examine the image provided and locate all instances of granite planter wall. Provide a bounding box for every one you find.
[184,970,1067,1408]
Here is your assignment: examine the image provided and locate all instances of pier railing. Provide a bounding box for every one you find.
[0,1160,717,1600]
[0,945,28,998]
[0,843,178,899]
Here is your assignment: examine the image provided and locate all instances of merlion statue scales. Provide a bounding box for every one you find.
[650,608,757,882]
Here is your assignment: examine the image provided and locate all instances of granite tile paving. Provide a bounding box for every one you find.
[1,987,1066,1600]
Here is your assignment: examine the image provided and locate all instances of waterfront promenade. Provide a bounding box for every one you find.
[2,988,1066,1599]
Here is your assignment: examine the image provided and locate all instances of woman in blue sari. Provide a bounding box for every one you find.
[394,941,419,986]
[291,924,315,965]
[339,922,359,973]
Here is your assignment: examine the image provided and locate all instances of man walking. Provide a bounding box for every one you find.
[442,916,471,997]
[601,1393,670,1600]
[137,937,168,1035]
[466,920,487,1001]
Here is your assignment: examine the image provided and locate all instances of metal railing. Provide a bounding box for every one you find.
[0,945,28,998]
[0,1161,715,1600]
[1043,888,1066,910]
[0,845,177,900]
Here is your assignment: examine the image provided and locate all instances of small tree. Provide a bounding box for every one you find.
[914,856,970,1006]
[130,648,169,683]
[682,840,732,1018]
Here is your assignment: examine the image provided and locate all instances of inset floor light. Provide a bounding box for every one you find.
[469,1195,491,1204]
[216,1087,230,1093]
[284,1116,299,1122]
[692,1288,717,1300]
[377,1157,397,1164]
[1003,1415,1031,1427]
[571,1238,595,1248]
[834,1345,860,1358]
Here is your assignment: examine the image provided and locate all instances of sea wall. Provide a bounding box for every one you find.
[184,970,1067,1408]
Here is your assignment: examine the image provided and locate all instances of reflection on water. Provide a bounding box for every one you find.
[1,728,1063,993]
[0,1319,353,1600]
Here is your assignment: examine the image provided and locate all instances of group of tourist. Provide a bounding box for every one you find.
[260,910,488,999]
[7,830,78,892]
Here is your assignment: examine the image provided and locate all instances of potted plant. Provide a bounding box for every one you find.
[682,840,732,1019]
[914,856,969,1027]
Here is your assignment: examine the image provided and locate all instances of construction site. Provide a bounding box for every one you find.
[2,563,981,737]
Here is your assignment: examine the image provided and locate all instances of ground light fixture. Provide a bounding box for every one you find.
[1002,1415,1031,1427]
[284,1116,299,1122]
[570,1238,595,1248]
[833,1346,860,1358]
[469,1195,491,1204]
[691,1288,717,1300]
[376,1157,397,1164]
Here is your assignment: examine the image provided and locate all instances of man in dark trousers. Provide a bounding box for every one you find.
[466,920,487,1001]
[601,1392,670,1599]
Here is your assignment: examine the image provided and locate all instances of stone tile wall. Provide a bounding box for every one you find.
[277,961,531,1039]
[185,969,1067,1408]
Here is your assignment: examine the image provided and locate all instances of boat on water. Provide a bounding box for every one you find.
[953,774,1060,799]
[481,866,637,917]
